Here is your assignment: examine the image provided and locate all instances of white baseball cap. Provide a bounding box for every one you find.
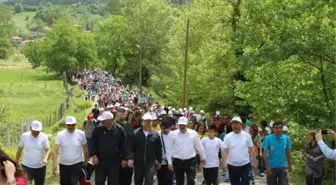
[231,116,242,124]
[200,110,205,114]
[31,120,42,131]
[161,110,167,115]
[216,111,220,115]
[283,125,288,132]
[65,116,77,125]
[98,111,114,121]
[178,117,188,125]
[151,114,158,120]
[142,113,152,120]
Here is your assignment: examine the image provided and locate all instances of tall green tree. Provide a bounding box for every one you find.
[0,4,14,59]
[23,41,45,68]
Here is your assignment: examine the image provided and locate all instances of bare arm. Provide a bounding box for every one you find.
[15,147,23,163]
[222,148,228,167]
[286,149,292,168]
[53,144,60,169]
[263,150,270,170]
[43,148,50,162]
[82,144,89,162]
[249,147,257,166]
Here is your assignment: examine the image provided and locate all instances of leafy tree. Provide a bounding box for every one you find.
[14,3,24,13]
[0,4,14,59]
[43,18,98,76]
[23,41,45,68]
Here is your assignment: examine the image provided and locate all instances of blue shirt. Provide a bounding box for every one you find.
[262,134,291,169]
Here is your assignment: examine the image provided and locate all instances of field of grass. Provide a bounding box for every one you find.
[12,12,36,35]
[0,64,66,122]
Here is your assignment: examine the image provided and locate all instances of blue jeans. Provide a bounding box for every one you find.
[266,167,289,185]
[249,158,255,181]
[258,149,265,173]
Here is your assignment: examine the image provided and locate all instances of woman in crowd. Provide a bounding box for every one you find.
[249,123,261,185]
[306,131,324,185]
[195,123,208,183]
[0,149,27,185]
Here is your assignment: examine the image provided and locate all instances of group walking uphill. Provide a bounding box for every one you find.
[2,71,336,185]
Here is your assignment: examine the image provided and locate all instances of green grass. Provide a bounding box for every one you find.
[12,12,36,35]
[0,65,66,122]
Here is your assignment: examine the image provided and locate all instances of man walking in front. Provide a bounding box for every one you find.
[263,121,292,185]
[166,116,206,185]
[127,113,162,185]
[222,117,256,185]
[52,116,88,185]
[91,111,126,185]
[16,120,50,185]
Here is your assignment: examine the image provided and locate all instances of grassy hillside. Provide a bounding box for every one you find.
[12,11,36,35]
[0,62,66,122]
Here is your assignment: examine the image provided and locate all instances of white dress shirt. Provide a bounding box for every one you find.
[166,128,205,165]
[318,140,336,161]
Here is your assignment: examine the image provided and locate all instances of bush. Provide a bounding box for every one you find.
[14,3,23,13]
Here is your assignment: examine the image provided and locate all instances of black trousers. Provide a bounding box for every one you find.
[134,161,156,185]
[22,165,46,185]
[157,164,174,185]
[173,157,196,185]
[227,163,250,185]
[119,166,133,185]
[95,161,120,185]
[203,167,218,185]
[59,162,82,185]
[306,175,322,185]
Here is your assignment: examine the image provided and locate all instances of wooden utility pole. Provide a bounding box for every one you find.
[182,19,190,108]
[137,45,143,96]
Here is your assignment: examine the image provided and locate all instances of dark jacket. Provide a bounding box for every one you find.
[91,124,126,162]
[128,128,162,165]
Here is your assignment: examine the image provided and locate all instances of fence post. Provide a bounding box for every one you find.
[49,114,52,126]
[6,122,10,147]
[26,119,30,132]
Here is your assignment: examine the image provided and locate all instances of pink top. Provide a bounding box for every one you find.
[16,176,27,185]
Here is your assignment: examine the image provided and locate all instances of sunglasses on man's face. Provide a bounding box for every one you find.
[67,124,76,127]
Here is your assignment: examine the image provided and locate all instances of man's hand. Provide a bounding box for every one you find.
[315,130,323,141]
[83,161,88,168]
[121,161,127,168]
[52,166,57,176]
[168,164,174,171]
[223,165,228,172]
[41,159,48,165]
[287,165,292,173]
[127,160,133,168]
[253,163,257,170]
[92,155,99,166]
[201,159,206,165]
[327,129,336,140]
[266,168,272,175]
[156,163,161,170]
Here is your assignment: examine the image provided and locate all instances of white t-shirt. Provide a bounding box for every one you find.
[144,131,149,137]
[223,131,253,166]
[201,137,224,168]
[55,129,87,165]
[159,131,170,165]
[19,132,50,168]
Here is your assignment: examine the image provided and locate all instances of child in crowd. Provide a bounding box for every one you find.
[201,125,225,185]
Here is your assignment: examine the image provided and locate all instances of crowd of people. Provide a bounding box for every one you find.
[1,70,335,185]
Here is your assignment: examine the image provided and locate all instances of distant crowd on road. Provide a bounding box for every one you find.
[1,69,336,185]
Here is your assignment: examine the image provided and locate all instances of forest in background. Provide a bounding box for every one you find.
[0,0,335,183]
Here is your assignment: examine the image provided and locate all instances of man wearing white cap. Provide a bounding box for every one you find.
[53,116,88,185]
[91,111,126,185]
[222,117,256,185]
[16,120,50,185]
[166,116,205,185]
